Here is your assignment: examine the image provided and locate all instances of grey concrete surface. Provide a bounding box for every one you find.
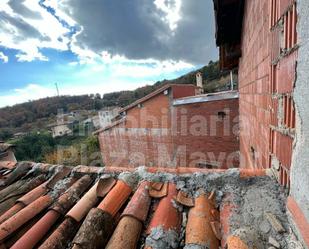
[291,0,309,223]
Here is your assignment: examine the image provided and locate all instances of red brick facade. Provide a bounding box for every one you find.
[173,98,239,169]
[238,0,297,189]
[215,1,309,245]
[98,85,239,168]
[99,87,174,168]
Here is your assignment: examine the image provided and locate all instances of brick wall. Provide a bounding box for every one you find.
[238,0,272,169]
[239,0,297,188]
[172,85,196,99]
[99,89,239,168]
[99,91,174,167]
[172,98,239,169]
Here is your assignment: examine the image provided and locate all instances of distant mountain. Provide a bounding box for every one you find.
[0,61,235,140]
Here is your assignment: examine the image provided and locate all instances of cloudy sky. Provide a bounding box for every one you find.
[0,0,218,107]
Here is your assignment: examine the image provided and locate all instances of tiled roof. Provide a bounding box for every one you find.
[0,162,303,249]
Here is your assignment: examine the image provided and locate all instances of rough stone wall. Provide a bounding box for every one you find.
[291,0,309,222]
[238,0,297,192]
[172,98,239,169]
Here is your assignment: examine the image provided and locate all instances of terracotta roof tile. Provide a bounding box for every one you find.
[0,195,22,218]
[51,175,92,215]
[66,181,100,222]
[38,217,78,249]
[121,181,151,223]
[226,235,249,249]
[185,192,220,248]
[3,212,42,248]
[97,180,132,217]
[146,183,181,233]
[0,162,301,248]
[148,182,168,198]
[149,182,163,191]
[33,162,269,177]
[96,177,116,197]
[0,195,53,242]
[0,175,46,204]
[106,216,142,249]
[220,193,237,248]
[11,210,60,249]
[0,203,25,224]
[16,181,48,206]
[106,182,151,249]
[0,162,32,187]
[0,175,77,242]
[0,180,26,203]
[72,208,114,249]
[46,167,72,189]
[211,221,222,240]
[10,176,93,249]
[176,190,195,207]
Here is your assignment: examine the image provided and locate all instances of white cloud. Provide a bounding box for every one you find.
[112,60,193,78]
[0,0,70,62]
[0,0,217,64]
[0,52,8,63]
[68,50,195,79]
[154,0,182,31]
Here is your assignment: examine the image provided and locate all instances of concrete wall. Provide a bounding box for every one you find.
[290,0,309,222]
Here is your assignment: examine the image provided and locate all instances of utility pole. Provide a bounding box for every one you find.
[55,83,60,97]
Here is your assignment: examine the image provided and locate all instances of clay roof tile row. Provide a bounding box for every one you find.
[0,161,295,249]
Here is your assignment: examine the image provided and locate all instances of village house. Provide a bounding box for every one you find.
[49,121,74,138]
[98,107,121,129]
[96,83,239,169]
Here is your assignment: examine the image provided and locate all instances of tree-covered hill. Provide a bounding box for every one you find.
[0,61,234,140]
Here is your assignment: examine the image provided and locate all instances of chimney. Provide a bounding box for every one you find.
[230,70,234,91]
[196,72,203,94]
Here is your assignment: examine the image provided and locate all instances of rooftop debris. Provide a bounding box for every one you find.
[0,162,303,249]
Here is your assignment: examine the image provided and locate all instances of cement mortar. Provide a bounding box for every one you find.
[49,176,74,199]
[291,0,309,223]
[105,167,303,248]
[118,171,139,189]
[184,245,208,249]
[145,226,180,249]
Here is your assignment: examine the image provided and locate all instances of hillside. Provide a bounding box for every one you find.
[0,61,235,140]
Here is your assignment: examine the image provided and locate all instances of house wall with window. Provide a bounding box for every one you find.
[98,85,239,168]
